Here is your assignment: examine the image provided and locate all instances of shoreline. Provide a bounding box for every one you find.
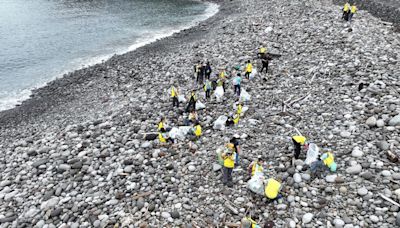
[0,0,223,129]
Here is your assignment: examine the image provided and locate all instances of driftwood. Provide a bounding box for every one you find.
[132,192,152,200]
[379,193,400,207]
[288,93,311,107]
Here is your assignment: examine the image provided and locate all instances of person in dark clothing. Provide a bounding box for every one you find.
[205,62,212,80]
[230,135,241,165]
[260,54,272,74]
[198,62,205,84]
[186,90,197,112]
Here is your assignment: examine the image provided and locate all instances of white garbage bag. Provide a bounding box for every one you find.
[305,143,319,165]
[249,68,257,80]
[215,86,224,102]
[213,115,228,130]
[169,126,192,140]
[196,101,206,110]
[240,89,251,102]
[247,172,265,195]
[178,95,186,103]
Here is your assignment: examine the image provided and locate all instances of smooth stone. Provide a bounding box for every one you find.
[366,116,377,126]
[302,213,313,224]
[351,149,363,158]
[389,115,400,126]
[161,212,171,219]
[396,212,400,226]
[293,173,302,183]
[340,131,351,138]
[357,187,368,196]
[171,211,180,219]
[346,164,362,175]
[213,164,222,172]
[188,165,196,172]
[361,172,374,180]
[370,215,379,223]
[339,186,347,193]
[325,175,337,183]
[376,119,385,127]
[392,173,400,180]
[381,170,391,177]
[333,218,345,227]
[376,141,390,150]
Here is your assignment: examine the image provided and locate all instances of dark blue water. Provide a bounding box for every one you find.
[0,0,218,110]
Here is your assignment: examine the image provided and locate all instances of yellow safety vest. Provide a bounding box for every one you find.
[351,6,357,13]
[292,135,306,145]
[158,121,164,131]
[244,217,258,228]
[194,125,202,137]
[158,133,166,143]
[343,3,350,12]
[237,104,243,115]
[233,114,240,124]
[223,153,235,168]
[219,71,226,79]
[190,93,197,101]
[265,179,281,199]
[251,163,263,176]
[246,63,253,73]
[323,152,335,167]
[171,87,177,97]
[260,47,266,54]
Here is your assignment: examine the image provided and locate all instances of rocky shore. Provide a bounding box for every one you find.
[1,0,400,227]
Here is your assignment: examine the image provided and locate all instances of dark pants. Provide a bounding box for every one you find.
[222,167,233,185]
[348,13,354,22]
[343,11,349,21]
[292,139,301,159]
[234,85,241,96]
[245,72,250,79]
[186,101,196,112]
[205,72,211,80]
[261,61,269,73]
[205,89,211,99]
[196,73,203,83]
[172,97,179,107]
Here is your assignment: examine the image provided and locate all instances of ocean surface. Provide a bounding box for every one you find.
[0,0,218,111]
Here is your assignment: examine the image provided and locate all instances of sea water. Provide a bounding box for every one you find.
[0,0,218,111]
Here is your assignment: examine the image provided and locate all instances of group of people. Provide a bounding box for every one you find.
[157,45,338,227]
[342,2,357,22]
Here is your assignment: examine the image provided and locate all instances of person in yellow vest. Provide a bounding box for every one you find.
[310,152,337,177]
[158,117,166,131]
[186,90,197,112]
[222,143,236,187]
[248,156,264,177]
[159,128,173,144]
[170,85,179,108]
[258,46,266,59]
[349,4,357,22]
[233,113,240,125]
[244,60,253,80]
[191,122,202,137]
[342,2,351,21]
[264,178,283,200]
[219,69,227,92]
[292,135,309,159]
[237,102,243,116]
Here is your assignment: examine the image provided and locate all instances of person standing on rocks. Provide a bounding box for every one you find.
[244,60,253,80]
[292,135,309,159]
[233,73,242,96]
[260,54,272,74]
[222,143,236,187]
[199,62,206,84]
[194,61,201,83]
[219,69,227,92]
[342,2,351,21]
[186,90,197,112]
[205,61,212,80]
[204,79,212,100]
[170,85,179,108]
[349,3,357,22]
[236,102,243,116]
[248,156,264,177]
[158,117,167,131]
[230,134,241,165]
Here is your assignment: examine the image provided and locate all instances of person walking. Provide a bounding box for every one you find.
[342,2,351,21]
[204,79,212,100]
[205,62,212,80]
[222,143,236,187]
[170,85,179,108]
[248,156,264,177]
[244,60,253,80]
[233,73,242,96]
[349,3,357,22]
[194,61,202,83]
[260,54,272,74]
[186,90,197,112]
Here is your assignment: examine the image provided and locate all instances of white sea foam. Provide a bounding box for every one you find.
[0,2,219,112]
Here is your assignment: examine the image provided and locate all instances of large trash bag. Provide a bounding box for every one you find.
[305,143,319,165]
[213,115,228,130]
[247,172,265,195]
[240,89,251,102]
[178,95,186,103]
[215,86,224,102]
[196,101,206,110]
[169,126,192,140]
[249,68,257,80]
